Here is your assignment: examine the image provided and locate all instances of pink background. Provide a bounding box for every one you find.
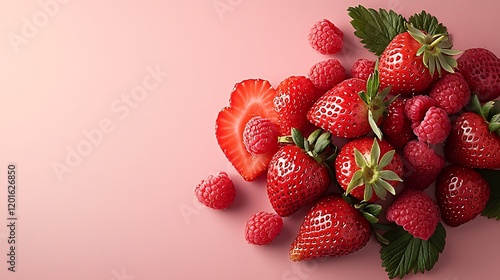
[0,0,499,279]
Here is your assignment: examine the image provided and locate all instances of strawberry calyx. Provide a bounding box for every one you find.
[346,138,402,202]
[406,23,462,77]
[279,128,336,164]
[358,68,391,140]
[470,94,500,135]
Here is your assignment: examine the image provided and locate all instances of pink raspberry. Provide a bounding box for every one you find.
[195,172,235,210]
[404,95,436,123]
[308,58,346,90]
[350,58,376,80]
[413,107,451,144]
[308,19,343,55]
[403,140,445,190]
[386,190,440,240]
[429,72,471,114]
[243,117,279,154]
[244,211,283,245]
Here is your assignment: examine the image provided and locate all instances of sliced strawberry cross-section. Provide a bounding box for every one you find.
[216,79,279,181]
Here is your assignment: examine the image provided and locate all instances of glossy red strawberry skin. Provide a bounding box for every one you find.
[457,48,500,102]
[267,145,330,217]
[335,138,404,202]
[381,98,416,149]
[378,32,435,95]
[307,78,372,138]
[444,112,500,169]
[274,76,323,135]
[436,165,490,227]
[289,194,371,261]
[216,79,279,181]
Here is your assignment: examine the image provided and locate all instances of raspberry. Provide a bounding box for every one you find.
[308,19,343,55]
[430,72,471,114]
[413,107,451,144]
[386,190,440,240]
[195,172,235,210]
[244,211,283,245]
[243,117,279,154]
[404,95,436,123]
[403,140,445,190]
[308,58,346,90]
[350,58,376,80]
[381,98,417,149]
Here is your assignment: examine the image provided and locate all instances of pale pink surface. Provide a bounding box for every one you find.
[0,1,498,280]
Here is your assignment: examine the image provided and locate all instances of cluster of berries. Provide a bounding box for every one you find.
[195,8,500,279]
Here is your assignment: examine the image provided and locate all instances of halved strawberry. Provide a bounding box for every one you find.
[216,79,279,181]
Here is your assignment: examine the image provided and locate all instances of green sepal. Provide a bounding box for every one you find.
[291,128,304,149]
[307,128,323,144]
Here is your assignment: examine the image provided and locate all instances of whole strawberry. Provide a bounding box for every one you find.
[381,97,417,149]
[386,189,440,240]
[216,79,280,181]
[378,24,461,95]
[289,194,371,261]
[436,165,490,227]
[274,76,323,135]
[335,137,403,202]
[195,172,236,210]
[444,96,500,169]
[307,71,390,139]
[457,48,500,102]
[267,129,332,217]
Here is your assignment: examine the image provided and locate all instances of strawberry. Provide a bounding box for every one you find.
[267,129,332,217]
[307,71,390,139]
[335,137,404,202]
[289,194,371,261]
[436,165,490,227]
[444,96,500,169]
[216,79,280,181]
[457,48,500,102]
[274,76,323,135]
[378,24,461,95]
[381,97,417,149]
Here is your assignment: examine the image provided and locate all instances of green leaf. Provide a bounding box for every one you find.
[379,150,395,169]
[370,138,381,166]
[407,10,447,36]
[363,212,379,224]
[379,170,402,182]
[478,169,500,220]
[365,203,383,217]
[369,110,383,140]
[307,128,322,145]
[348,6,407,56]
[380,223,446,279]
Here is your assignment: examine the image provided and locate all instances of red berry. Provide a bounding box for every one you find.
[308,58,346,91]
[195,172,235,210]
[404,95,436,123]
[274,76,323,135]
[457,48,500,101]
[403,140,445,190]
[243,117,279,154]
[350,58,376,80]
[244,211,283,245]
[430,72,471,114]
[308,19,343,55]
[386,190,440,240]
[413,107,451,144]
[436,165,490,227]
[381,98,417,149]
